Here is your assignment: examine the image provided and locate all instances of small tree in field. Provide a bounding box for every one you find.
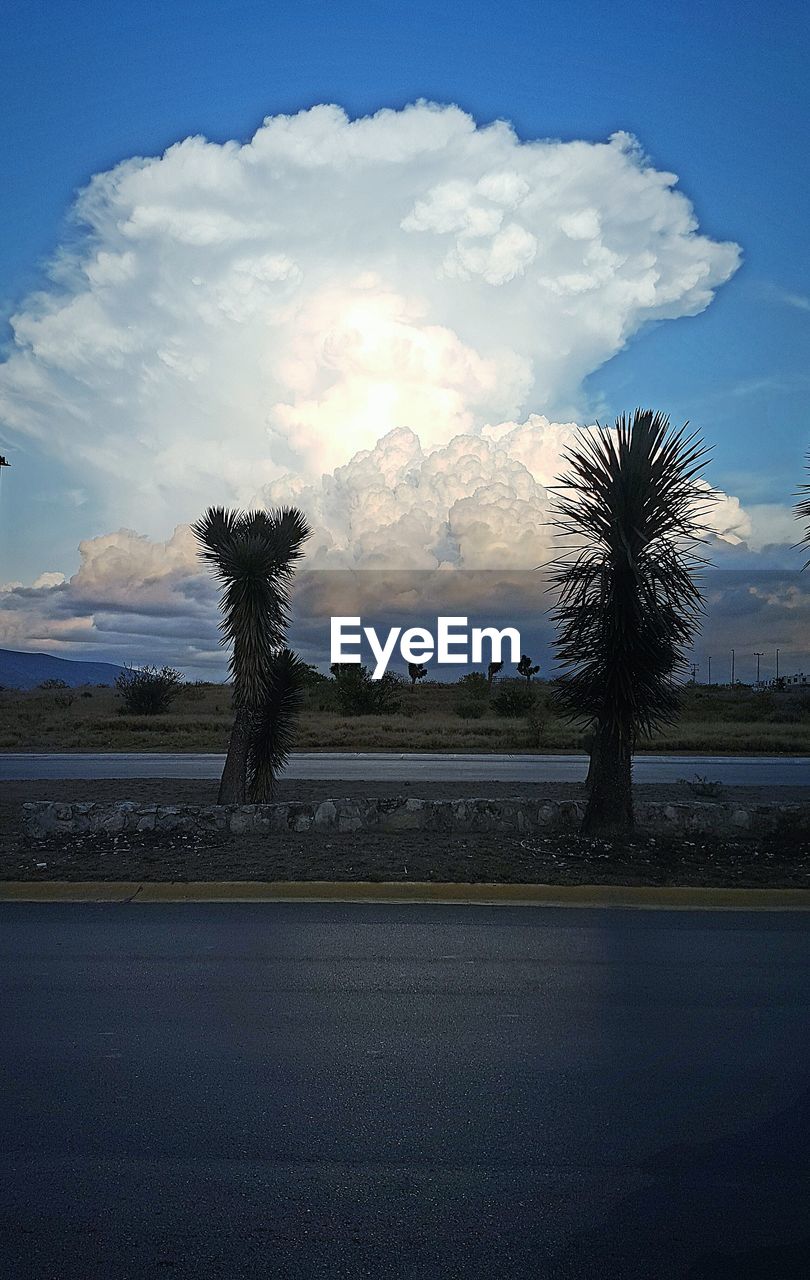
[408,661,428,687]
[551,409,713,834]
[115,665,183,715]
[487,660,503,687]
[193,506,311,804]
[516,654,540,687]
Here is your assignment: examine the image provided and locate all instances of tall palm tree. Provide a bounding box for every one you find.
[550,409,713,834]
[193,506,311,804]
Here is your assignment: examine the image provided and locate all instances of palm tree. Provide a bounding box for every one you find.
[408,661,428,687]
[516,654,540,687]
[550,409,713,834]
[248,646,309,801]
[193,506,311,804]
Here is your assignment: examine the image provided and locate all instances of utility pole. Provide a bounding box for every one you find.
[707,656,712,686]
[754,651,763,684]
[0,456,9,518]
[776,648,780,681]
[690,662,699,683]
[731,648,735,686]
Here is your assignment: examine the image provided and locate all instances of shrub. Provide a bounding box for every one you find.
[299,662,328,687]
[40,677,69,690]
[456,701,485,720]
[115,665,184,715]
[457,672,490,700]
[329,664,403,715]
[492,683,535,718]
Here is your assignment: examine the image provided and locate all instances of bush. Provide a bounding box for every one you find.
[455,701,485,720]
[40,677,69,690]
[115,665,184,715]
[299,662,328,687]
[492,683,535,718]
[329,664,402,715]
[457,672,490,700]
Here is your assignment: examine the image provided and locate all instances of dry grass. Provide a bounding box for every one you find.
[1,679,809,754]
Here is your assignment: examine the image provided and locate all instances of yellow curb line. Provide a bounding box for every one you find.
[1,880,810,910]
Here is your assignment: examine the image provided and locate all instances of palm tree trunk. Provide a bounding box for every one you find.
[585,734,598,789]
[581,721,633,833]
[217,706,251,804]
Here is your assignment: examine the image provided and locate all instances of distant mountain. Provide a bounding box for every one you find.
[0,648,125,690]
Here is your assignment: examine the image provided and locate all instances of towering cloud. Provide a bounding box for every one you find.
[1,103,740,536]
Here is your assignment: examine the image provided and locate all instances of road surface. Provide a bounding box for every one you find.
[2,749,809,784]
[2,901,809,1277]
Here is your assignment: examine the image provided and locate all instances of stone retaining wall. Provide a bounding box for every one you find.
[22,797,810,839]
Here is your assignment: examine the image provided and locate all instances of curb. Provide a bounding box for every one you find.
[0,880,809,909]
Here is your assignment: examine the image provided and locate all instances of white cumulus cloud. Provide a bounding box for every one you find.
[1,102,740,537]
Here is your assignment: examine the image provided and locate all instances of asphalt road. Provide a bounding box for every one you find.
[2,749,809,784]
[2,902,809,1278]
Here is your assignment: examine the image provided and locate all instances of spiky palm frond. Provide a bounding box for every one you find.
[192,505,311,707]
[550,409,714,740]
[796,453,810,566]
[247,648,307,801]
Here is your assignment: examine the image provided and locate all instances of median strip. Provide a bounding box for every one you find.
[1,880,810,909]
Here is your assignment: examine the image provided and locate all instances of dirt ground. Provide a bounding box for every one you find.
[3,778,810,888]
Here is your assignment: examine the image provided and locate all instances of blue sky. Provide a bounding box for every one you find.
[0,0,808,671]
